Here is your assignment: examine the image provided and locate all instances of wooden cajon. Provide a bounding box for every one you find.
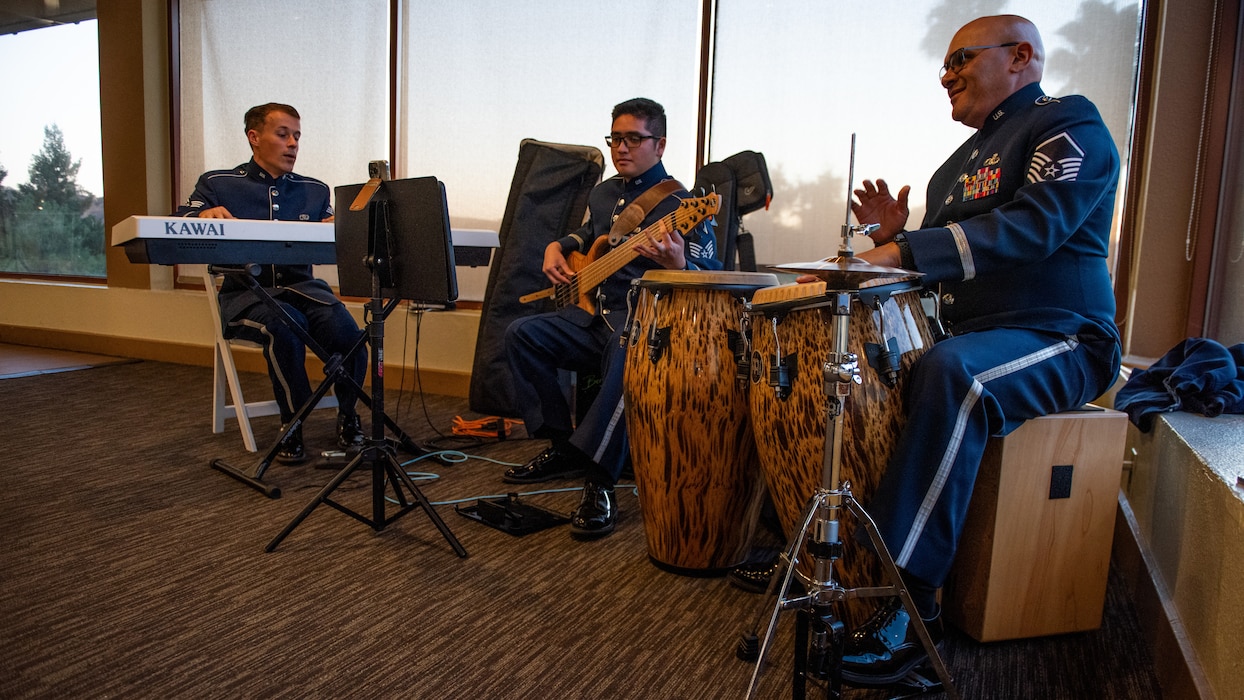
[943,406,1127,642]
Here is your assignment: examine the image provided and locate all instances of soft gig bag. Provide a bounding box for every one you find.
[722,150,772,216]
[469,140,604,417]
[693,150,773,271]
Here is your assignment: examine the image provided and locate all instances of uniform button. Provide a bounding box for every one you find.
[611,214,619,222]
[272,203,280,212]
[945,195,953,205]
[271,189,279,197]
[617,198,625,207]
[942,293,955,305]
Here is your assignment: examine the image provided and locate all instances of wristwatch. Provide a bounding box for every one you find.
[893,232,916,270]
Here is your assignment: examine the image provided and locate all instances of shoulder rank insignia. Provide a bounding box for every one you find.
[1027,131,1084,183]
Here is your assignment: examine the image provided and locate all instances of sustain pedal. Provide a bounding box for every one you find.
[455,493,570,536]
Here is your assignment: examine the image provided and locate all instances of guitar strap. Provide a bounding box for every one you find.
[606,179,684,245]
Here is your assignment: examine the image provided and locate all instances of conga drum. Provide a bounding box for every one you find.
[748,278,936,616]
[623,269,777,574]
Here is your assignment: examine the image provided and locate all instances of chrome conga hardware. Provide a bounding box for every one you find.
[645,288,670,363]
[766,316,796,400]
[620,279,641,348]
[731,311,753,387]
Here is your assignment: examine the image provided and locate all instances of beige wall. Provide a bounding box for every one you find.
[1122,415,1244,700]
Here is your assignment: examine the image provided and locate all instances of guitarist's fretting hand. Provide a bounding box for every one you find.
[632,218,686,270]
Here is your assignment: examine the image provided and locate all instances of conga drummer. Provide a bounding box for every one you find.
[741,13,1123,687]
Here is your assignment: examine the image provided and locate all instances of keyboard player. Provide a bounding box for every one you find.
[174,102,365,463]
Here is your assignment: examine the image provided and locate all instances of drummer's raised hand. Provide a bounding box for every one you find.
[851,179,910,244]
[634,220,687,270]
[542,242,574,285]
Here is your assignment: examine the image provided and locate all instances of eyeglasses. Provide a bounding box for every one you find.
[605,133,660,148]
[939,42,1019,79]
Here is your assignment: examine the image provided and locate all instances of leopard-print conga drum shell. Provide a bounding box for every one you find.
[623,270,776,574]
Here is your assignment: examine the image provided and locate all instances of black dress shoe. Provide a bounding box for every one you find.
[570,480,616,538]
[728,555,781,594]
[275,426,308,465]
[503,445,586,484]
[336,413,364,449]
[841,597,943,687]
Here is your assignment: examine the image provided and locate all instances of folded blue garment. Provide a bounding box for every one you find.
[1114,337,1244,431]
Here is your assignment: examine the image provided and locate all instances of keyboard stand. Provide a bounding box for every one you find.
[207,265,435,498]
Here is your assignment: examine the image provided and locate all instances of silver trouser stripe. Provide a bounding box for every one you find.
[947,223,975,281]
[895,336,1079,569]
[592,395,627,465]
[234,319,292,413]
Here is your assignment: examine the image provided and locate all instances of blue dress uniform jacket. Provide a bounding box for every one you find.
[907,81,1119,342]
[175,159,365,424]
[175,159,337,326]
[867,82,1124,588]
[506,161,721,482]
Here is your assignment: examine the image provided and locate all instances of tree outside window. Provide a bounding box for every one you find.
[0,19,104,278]
[0,125,104,276]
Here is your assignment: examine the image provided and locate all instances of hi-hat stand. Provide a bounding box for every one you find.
[264,176,467,557]
[738,222,957,700]
[209,268,440,499]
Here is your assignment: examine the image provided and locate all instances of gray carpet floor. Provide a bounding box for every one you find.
[0,360,1161,699]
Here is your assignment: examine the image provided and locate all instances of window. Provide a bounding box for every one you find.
[394,1,702,229]
[1204,18,1244,346]
[176,0,389,211]
[0,19,105,277]
[709,1,1142,268]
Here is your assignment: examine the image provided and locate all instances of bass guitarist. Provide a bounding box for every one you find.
[502,97,722,539]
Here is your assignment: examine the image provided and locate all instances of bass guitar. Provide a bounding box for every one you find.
[519,193,719,315]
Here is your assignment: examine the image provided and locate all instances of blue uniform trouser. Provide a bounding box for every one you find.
[866,325,1120,589]
[226,295,366,424]
[505,311,630,483]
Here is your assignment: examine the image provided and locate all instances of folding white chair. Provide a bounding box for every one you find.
[201,270,336,451]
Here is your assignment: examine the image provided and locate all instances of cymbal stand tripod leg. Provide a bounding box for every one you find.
[740,292,958,699]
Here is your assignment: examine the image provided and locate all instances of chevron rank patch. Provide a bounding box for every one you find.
[1027,132,1085,183]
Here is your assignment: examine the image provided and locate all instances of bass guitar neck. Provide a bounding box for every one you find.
[518,193,719,315]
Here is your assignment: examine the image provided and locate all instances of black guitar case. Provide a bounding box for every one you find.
[692,150,772,272]
[468,139,604,417]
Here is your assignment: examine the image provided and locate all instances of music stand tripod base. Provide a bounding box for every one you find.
[263,189,467,558]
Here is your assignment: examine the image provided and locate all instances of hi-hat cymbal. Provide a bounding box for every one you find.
[767,256,922,287]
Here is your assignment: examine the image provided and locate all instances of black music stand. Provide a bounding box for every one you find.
[265,175,467,556]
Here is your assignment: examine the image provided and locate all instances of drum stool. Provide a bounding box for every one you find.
[943,406,1128,642]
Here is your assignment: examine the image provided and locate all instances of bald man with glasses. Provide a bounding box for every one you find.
[836,15,1122,685]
